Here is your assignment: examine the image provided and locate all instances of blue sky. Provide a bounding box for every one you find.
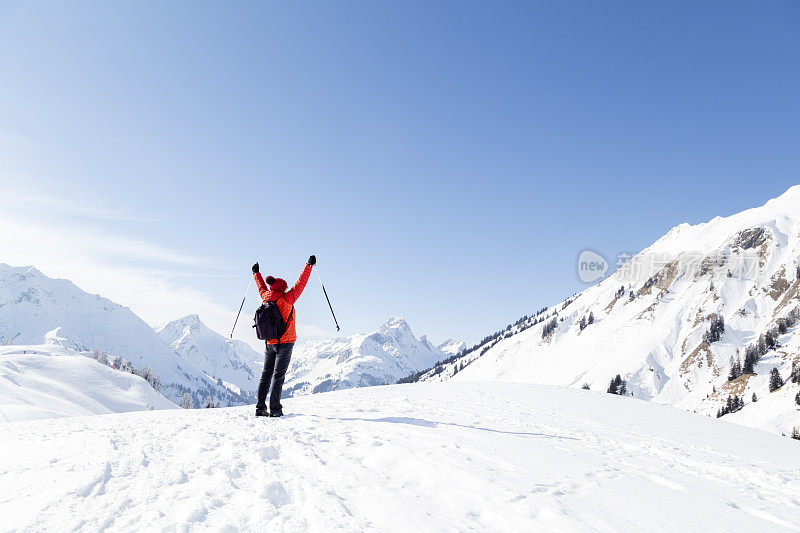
[1,1,799,347]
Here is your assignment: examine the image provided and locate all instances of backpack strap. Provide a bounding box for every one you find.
[277,299,295,348]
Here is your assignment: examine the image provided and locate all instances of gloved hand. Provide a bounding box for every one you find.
[252,262,259,274]
[307,255,316,266]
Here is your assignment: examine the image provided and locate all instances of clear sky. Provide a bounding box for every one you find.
[1,1,799,348]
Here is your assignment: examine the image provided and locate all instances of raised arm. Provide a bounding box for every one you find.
[284,262,313,305]
[252,263,270,301]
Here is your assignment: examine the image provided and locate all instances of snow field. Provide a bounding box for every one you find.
[2,383,799,532]
[0,345,175,422]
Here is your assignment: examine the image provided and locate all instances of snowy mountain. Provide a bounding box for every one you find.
[3,382,800,531]
[0,264,249,406]
[156,314,261,397]
[415,186,800,436]
[0,344,176,422]
[283,317,461,396]
[437,337,467,356]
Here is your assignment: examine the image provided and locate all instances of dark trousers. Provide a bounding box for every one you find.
[256,342,294,413]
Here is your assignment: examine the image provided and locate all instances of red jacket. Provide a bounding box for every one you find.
[254,263,312,345]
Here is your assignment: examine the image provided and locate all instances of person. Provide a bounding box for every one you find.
[252,255,316,417]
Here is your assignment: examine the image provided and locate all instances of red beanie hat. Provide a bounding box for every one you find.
[267,276,288,292]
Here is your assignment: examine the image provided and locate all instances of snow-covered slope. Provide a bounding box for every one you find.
[2,383,799,531]
[156,314,261,397]
[0,264,247,406]
[421,185,800,436]
[437,337,467,356]
[0,344,176,422]
[284,317,460,396]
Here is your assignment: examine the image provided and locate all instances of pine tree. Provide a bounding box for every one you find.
[792,427,800,441]
[579,317,587,331]
[791,363,800,384]
[719,394,744,417]
[765,329,778,350]
[757,334,768,356]
[728,356,742,381]
[703,316,725,344]
[607,375,621,394]
[795,391,800,406]
[769,367,784,392]
[180,393,194,409]
[588,312,594,325]
[92,349,110,366]
[752,392,758,403]
[742,345,759,374]
[607,375,626,395]
[542,317,558,338]
[582,383,590,390]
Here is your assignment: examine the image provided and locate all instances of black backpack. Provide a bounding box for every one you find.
[253,300,294,342]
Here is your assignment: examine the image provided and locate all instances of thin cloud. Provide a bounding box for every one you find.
[0,212,235,336]
[297,324,332,340]
[0,193,329,349]
[0,190,162,222]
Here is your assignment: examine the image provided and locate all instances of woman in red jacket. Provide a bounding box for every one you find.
[251,255,315,417]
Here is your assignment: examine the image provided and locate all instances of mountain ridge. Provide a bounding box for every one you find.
[156,314,261,398]
[0,263,249,406]
[284,316,463,397]
[411,185,800,436]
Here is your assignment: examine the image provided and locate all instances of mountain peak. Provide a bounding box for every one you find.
[764,184,800,209]
[156,314,205,335]
[382,316,410,329]
[432,187,800,437]
[438,339,467,356]
[155,313,262,397]
[177,314,202,325]
[284,316,459,397]
[0,263,47,282]
[777,183,800,198]
[377,316,414,338]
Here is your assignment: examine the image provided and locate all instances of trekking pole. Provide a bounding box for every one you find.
[315,268,340,332]
[230,277,253,338]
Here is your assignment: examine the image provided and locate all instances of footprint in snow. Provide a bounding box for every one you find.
[263,481,291,507]
[186,503,208,523]
[171,470,189,484]
[259,446,280,461]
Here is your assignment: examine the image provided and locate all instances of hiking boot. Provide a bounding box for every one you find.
[269,411,284,418]
[255,408,269,417]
